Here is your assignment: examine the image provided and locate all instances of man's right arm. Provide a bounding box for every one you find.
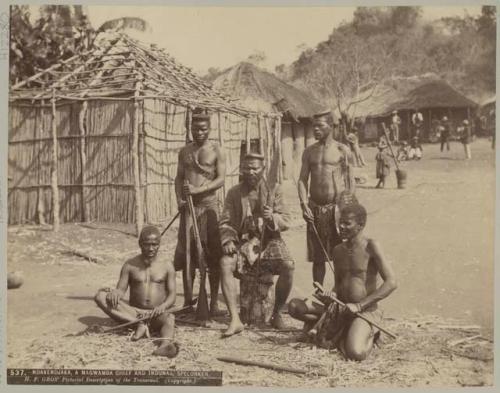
[298,148,313,222]
[108,262,130,308]
[174,149,186,209]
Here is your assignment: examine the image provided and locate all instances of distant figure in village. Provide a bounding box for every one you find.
[174,109,226,317]
[375,141,391,189]
[396,141,409,162]
[288,203,397,361]
[408,136,423,160]
[390,110,401,143]
[440,116,451,152]
[459,119,472,159]
[298,111,355,286]
[219,153,294,336]
[346,132,366,167]
[411,108,424,139]
[94,226,179,358]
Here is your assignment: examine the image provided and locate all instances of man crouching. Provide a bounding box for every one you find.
[289,203,397,361]
[94,226,179,358]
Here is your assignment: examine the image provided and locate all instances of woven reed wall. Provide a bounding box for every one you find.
[9,98,281,226]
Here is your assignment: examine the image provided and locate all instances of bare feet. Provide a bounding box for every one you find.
[152,342,180,358]
[269,313,287,330]
[131,323,149,341]
[222,320,244,337]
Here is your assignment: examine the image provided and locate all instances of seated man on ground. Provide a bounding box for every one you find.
[288,203,397,361]
[95,226,179,358]
[219,153,294,336]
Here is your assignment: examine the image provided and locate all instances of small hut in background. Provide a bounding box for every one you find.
[354,74,477,142]
[8,33,281,233]
[213,62,324,180]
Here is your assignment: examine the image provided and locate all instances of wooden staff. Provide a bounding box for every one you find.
[50,88,60,231]
[310,223,335,275]
[185,183,209,321]
[217,356,327,376]
[313,282,397,339]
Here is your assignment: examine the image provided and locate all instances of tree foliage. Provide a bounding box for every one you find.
[288,6,496,111]
[9,5,150,84]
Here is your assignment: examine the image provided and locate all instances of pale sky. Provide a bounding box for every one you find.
[43,5,485,74]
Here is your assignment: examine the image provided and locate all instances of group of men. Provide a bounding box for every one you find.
[95,110,397,361]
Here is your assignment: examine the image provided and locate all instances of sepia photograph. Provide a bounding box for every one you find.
[4,3,496,388]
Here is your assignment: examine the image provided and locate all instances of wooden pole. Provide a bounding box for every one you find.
[79,100,88,222]
[245,116,250,154]
[132,77,144,236]
[37,101,46,225]
[257,115,263,155]
[217,356,326,376]
[50,89,60,231]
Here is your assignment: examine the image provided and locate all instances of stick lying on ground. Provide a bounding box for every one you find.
[100,300,197,333]
[313,282,397,340]
[217,356,327,376]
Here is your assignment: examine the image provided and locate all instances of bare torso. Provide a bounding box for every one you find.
[333,239,378,309]
[179,142,220,202]
[305,142,346,205]
[126,256,172,309]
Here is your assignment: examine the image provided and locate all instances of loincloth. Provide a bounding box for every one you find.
[174,197,222,271]
[236,238,294,283]
[314,302,383,351]
[306,201,341,264]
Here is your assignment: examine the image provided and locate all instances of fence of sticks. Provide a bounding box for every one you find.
[8,32,282,235]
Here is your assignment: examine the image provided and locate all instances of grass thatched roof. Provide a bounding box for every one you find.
[9,32,257,116]
[212,62,324,120]
[355,74,477,118]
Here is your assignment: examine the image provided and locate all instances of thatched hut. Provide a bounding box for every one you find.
[213,62,324,180]
[8,33,282,233]
[354,75,477,142]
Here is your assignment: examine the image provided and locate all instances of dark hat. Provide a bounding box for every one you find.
[378,140,388,149]
[191,108,210,122]
[243,153,265,162]
[313,110,338,125]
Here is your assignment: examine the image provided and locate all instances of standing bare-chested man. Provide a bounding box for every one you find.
[174,110,226,316]
[298,111,355,286]
[95,226,179,357]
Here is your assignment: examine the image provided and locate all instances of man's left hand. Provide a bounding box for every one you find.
[345,303,362,314]
[262,205,273,222]
[150,304,169,319]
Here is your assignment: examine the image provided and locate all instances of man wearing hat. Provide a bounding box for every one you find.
[298,110,355,287]
[440,116,451,152]
[219,153,294,336]
[390,110,401,143]
[174,109,226,316]
[460,119,472,159]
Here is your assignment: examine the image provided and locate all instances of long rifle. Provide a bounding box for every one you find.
[185,185,210,322]
[313,282,397,339]
[160,211,180,238]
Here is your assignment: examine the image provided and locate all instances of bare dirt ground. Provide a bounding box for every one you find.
[6,138,495,387]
